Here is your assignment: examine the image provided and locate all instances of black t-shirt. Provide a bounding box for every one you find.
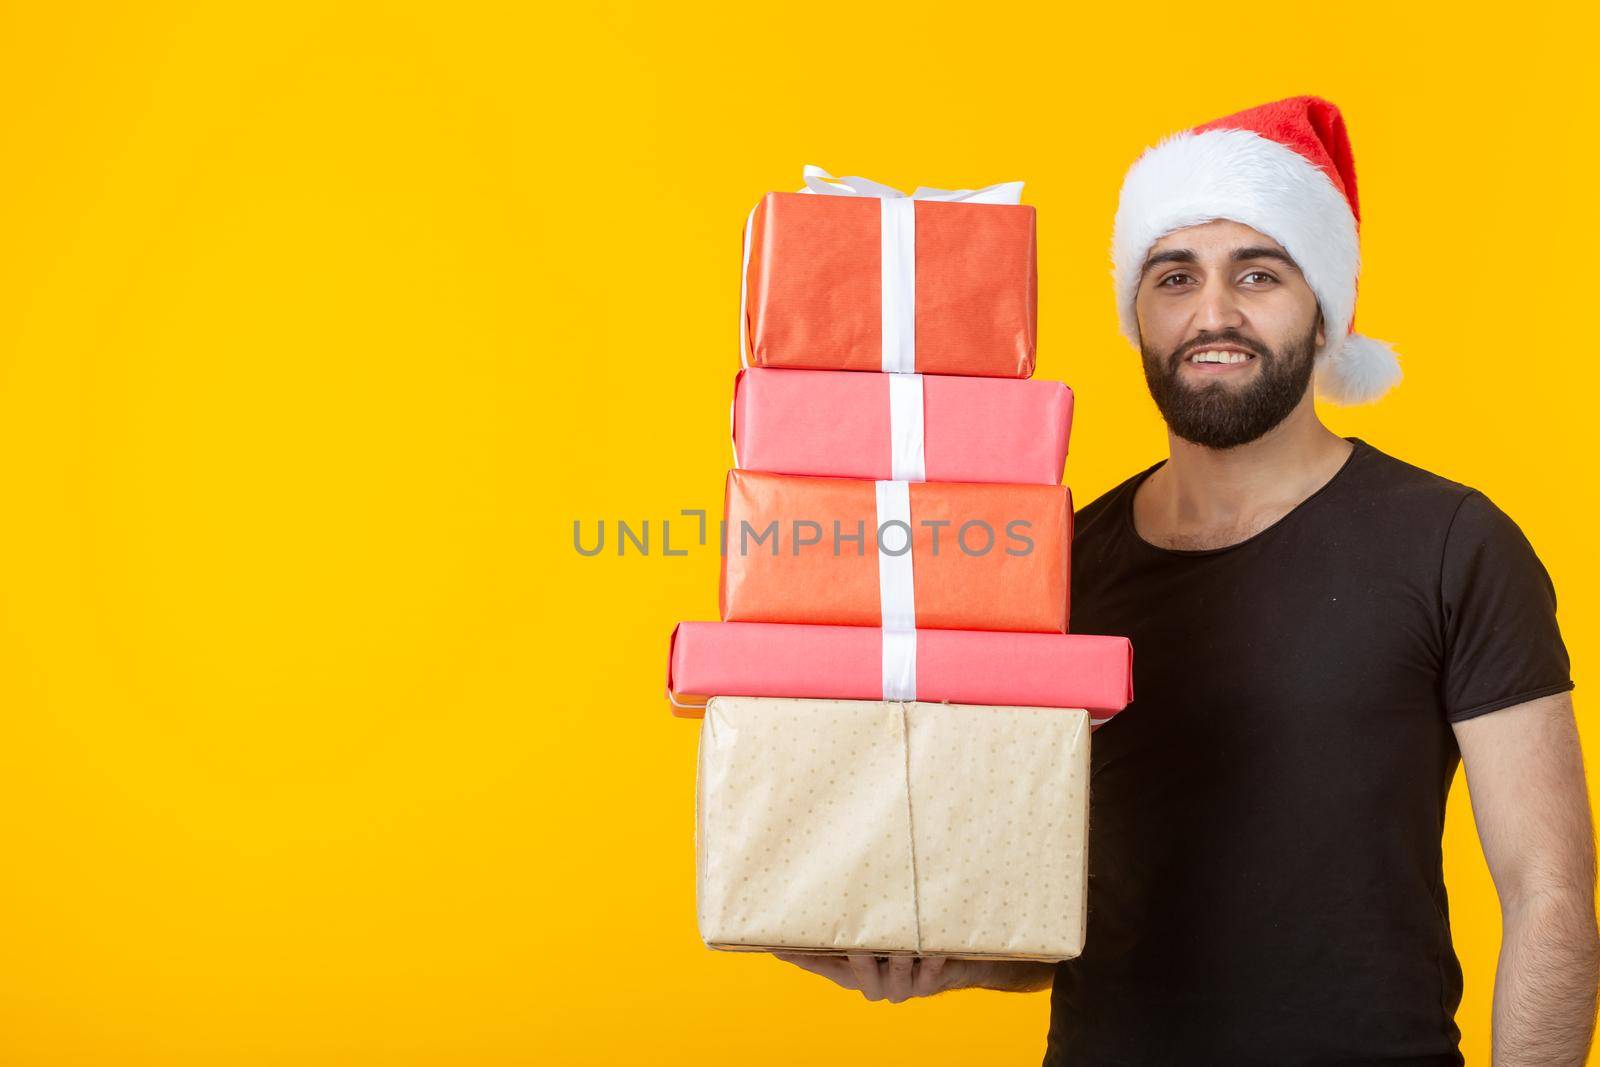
[1045,436,1575,1067]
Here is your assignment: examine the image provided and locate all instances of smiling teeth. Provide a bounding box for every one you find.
[1191,350,1252,364]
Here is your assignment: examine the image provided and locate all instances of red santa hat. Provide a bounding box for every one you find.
[1112,95,1401,405]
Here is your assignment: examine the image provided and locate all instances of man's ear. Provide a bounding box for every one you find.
[1315,312,1325,350]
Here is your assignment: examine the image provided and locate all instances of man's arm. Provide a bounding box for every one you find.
[1454,691,1599,1066]
[774,954,1053,1003]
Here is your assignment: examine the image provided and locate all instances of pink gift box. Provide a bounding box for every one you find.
[666,621,1134,721]
[732,368,1072,485]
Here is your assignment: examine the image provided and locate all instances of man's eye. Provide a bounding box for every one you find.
[1157,273,1193,287]
[1241,271,1276,284]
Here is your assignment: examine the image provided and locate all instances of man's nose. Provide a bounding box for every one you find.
[1192,275,1245,333]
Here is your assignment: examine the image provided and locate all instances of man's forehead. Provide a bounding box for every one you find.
[1148,219,1287,257]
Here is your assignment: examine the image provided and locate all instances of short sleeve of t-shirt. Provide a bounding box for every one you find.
[1439,489,1575,722]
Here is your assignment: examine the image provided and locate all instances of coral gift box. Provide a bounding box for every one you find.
[697,696,1090,960]
[741,190,1037,377]
[720,470,1070,633]
[732,368,1072,485]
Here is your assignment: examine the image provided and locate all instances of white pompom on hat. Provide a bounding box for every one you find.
[1112,96,1401,405]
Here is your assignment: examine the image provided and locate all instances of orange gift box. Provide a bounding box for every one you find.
[742,192,1037,377]
[719,470,1069,633]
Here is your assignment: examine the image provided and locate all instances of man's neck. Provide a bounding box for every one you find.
[1134,401,1353,550]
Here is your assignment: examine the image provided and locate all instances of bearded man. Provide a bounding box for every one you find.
[777,97,1597,1067]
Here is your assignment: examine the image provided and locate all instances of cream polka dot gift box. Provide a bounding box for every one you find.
[695,696,1090,961]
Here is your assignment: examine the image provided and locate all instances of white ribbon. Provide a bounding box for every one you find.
[887,372,925,482]
[882,629,917,703]
[878,198,916,372]
[740,166,1024,369]
[875,479,917,701]
[875,479,916,630]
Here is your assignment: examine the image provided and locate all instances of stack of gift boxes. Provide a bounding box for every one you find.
[667,167,1134,962]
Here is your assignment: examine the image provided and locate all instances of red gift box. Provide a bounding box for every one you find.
[720,470,1070,633]
[742,190,1036,377]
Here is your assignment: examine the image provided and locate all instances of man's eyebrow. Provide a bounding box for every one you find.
[1229,246,1302,273]
[1139,248,1196,278]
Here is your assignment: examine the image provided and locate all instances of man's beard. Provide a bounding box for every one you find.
[1140,321,1319,450]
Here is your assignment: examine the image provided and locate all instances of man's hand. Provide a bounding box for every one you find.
[772,953,1054,1002]
[1454,691,1599,1066]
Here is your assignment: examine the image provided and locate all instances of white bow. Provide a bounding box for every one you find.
[799,164,1024,205]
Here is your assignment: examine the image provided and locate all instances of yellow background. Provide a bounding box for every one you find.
[1,2,1595,1063]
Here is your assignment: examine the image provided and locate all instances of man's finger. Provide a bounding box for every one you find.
[883,955,915,1003]
[773,952,858,988]
[913,955,949,996]
[846,954,886,1001]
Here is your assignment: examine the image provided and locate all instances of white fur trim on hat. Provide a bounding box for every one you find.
[1112,126,1400,405]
